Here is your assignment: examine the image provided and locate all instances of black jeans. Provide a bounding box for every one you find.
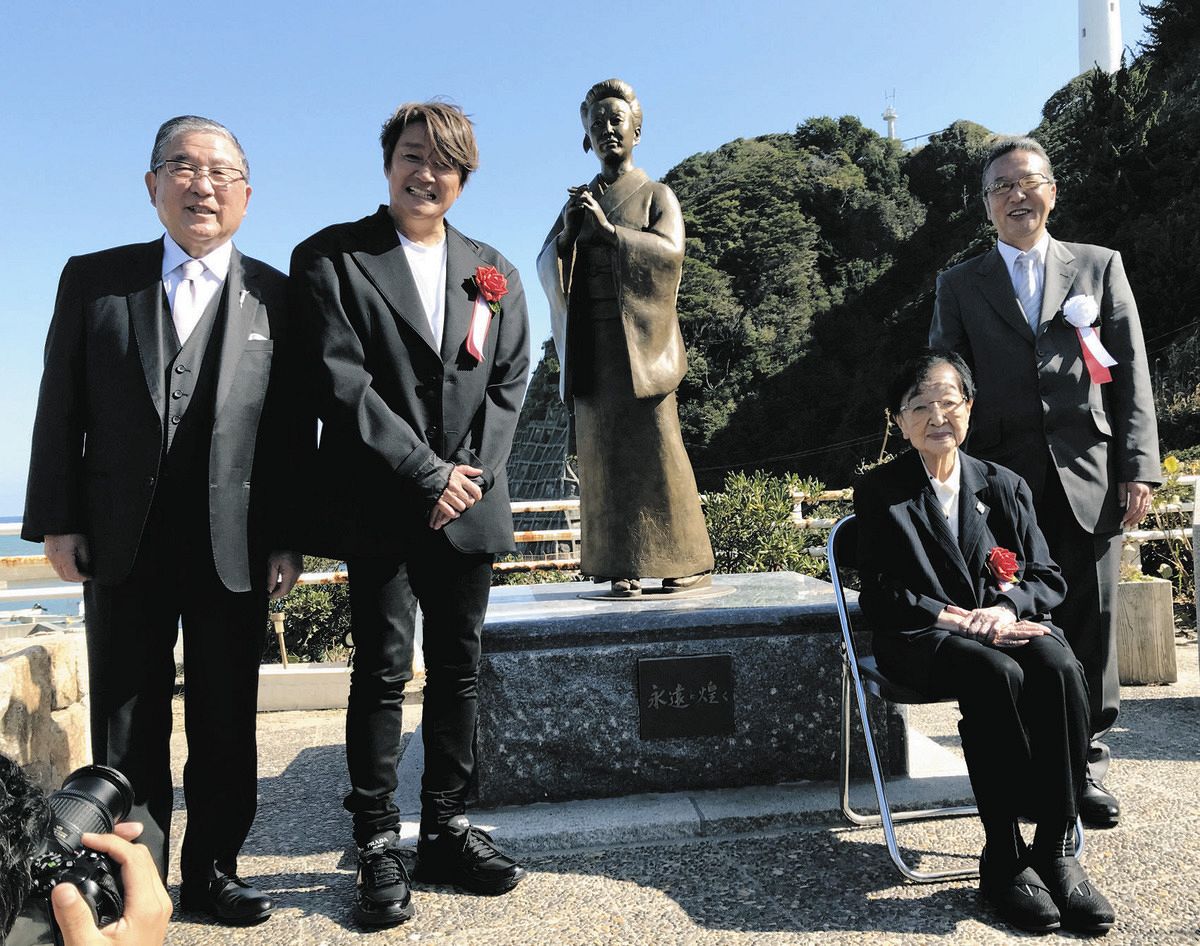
[344,531,494,844]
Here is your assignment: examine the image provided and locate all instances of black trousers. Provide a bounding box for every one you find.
[344,531,493,844]
[82,516,266,883]
[1033,466,1122,740]
[880,633,1090,827]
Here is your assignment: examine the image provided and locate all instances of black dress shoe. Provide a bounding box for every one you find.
[978,848,1061,933]
[1034,855,1116,934]
[415,815,526,895]
[180,872,274,925]
[1080,778,1120,828]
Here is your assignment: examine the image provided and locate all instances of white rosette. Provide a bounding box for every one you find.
[1062,294,1117,371]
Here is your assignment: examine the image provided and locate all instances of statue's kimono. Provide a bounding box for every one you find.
[538,168,714,579]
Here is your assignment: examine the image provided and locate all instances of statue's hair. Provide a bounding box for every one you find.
[380,101,479,185]
[579,78,643,138]
[980,135,1054,193]
[150,116,249,179]
[0,755,51,938]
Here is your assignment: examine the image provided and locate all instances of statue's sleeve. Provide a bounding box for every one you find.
[537,209,573,402]
[611,182,687,398]
[614,182,685,273]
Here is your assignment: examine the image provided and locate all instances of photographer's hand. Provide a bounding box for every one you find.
[50,824,171,945]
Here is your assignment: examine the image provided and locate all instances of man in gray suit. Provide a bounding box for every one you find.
[23,116,306,923]
[929,135,1160,828]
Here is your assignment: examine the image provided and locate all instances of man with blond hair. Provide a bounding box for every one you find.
[291,101,529,926]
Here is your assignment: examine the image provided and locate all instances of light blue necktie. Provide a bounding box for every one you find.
[1014,251,1042,334]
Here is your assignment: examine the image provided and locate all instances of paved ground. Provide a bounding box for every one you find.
[160,642,1199,945]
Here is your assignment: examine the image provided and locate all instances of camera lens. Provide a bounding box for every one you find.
[43,765,134,855]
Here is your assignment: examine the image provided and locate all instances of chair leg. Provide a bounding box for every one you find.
[840,655,980,883]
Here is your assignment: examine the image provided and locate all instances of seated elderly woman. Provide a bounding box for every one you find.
[853,350,1114,935]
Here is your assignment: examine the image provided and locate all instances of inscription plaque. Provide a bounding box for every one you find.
[637,654,734,739]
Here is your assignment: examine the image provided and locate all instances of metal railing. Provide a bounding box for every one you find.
[4,477,1197,625]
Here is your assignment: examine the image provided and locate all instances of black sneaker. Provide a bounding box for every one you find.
[354,831,415,926]
[415,815,527,895]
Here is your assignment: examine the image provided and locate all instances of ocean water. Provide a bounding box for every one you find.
[0,515,83,615]
[0,521,34,556]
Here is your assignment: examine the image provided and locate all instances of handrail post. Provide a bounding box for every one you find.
[1193,480,1200,663]
[270,611,289,669]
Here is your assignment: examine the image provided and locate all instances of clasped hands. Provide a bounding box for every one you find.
[937,604,1048,648]
[558,185,617,247]
[429,464,484,530]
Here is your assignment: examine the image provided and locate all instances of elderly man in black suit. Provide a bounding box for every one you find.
[290,101,530,927]
[930,135,1161,828]
[22,115,305,925]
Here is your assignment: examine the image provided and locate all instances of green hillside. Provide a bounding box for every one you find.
[516,0,1200,490]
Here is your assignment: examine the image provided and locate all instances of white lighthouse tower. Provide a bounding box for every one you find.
[1079,0,1123,74]
[882,91,898,141]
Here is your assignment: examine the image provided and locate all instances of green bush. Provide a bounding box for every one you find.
[703,471,829,579]
[492,563,581,586]
[264,556,352,664]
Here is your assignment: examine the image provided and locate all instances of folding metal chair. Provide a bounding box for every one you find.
[827,514,1082,883]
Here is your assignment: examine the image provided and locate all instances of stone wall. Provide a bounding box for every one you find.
[0,632,90,790]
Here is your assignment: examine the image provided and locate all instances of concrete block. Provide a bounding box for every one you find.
[257,661,351,712]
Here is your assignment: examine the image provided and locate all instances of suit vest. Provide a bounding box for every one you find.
[153,283,228,528]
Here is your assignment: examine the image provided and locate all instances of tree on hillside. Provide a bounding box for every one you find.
[508,2,1200,489]
[666,117,922,455]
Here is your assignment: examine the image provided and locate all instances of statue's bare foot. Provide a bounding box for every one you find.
[610,578,642,597]
[661,572,712,593]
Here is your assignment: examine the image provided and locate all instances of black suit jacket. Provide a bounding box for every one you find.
[289,207,530,559]
[854,450,1068,693]
[22,238,302,591]
[930,238,1160,534]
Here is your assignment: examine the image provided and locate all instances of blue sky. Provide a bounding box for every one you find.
[0,0,1150,516]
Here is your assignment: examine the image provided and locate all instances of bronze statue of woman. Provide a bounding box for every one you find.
[537,78,714,596]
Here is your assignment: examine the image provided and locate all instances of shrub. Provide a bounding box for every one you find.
[264,556,352,664]
[703,470,829,578]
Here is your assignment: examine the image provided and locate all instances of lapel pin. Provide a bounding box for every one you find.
[976,500,986,514]
[239,289,249,307]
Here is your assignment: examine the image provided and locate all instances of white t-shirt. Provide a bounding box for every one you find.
[399,231,447,349]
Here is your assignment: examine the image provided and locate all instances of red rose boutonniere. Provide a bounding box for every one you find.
[466,265,508,362]
[986,546,1021,592]
[474,265,508,313]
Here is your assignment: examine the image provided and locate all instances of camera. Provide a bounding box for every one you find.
[6,765,134,946]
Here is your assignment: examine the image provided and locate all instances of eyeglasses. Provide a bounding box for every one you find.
[900,397,967,420]
[153,159,246,188]
[983,173,1053,198]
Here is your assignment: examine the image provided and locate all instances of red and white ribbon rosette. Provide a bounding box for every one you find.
[466,265,508,362]
[1062,294,1116,385]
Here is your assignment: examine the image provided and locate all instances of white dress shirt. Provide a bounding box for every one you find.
[161,233,233,340]
[997,233,1050,317]
[922,451,962,541]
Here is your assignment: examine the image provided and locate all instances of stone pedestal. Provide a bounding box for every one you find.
[474,572,902,808]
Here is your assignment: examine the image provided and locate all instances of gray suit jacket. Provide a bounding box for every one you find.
[22,238,303,591]
[930,237,1160,534]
